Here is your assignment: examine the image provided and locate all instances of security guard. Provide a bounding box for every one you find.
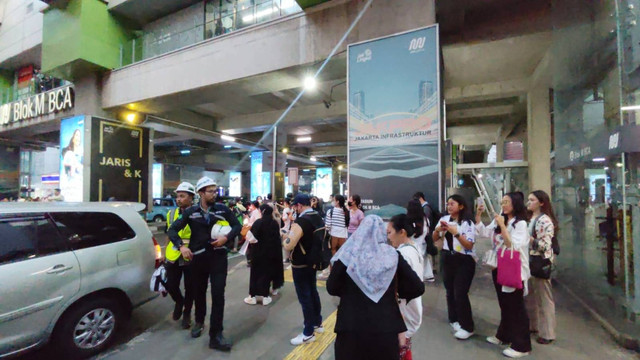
[165,182,196,330]
[167,177,241,352]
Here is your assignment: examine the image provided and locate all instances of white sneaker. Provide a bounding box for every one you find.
[314,325,325,334]
[454,329,474,340]
[450,322,462,332]
[486,336,507,345]
[271,288,280,296]
[243,296,257,305]
[424,277,435,283]
[290,333,315,346]
[262,296,273,306]
[503,348,530,358]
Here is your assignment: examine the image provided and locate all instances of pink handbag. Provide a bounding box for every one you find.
[497,246,523,289]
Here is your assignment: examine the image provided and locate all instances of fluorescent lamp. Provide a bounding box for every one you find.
[604,166,609,170]
[303,76,317,91]
[338,165,344,170]
[282,148,289,153]
[617,163,624,167]
[621,105,640,111]
[592,157,606,162]
[180,149,191,155]
[126,113,136,123]
[303,169,310,172]
[224,145,232,149]
[221,135,236,142]
[310,156,317,162]
[297,136,312,143]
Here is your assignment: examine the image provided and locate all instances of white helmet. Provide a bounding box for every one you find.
[175,182,195,195]
[196,176,217,192]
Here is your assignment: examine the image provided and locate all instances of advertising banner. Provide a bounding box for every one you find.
[152,163,163,198]
[251,152,271,200]
[316,167,333,202]
[60,116,85,202]
[90,117,149,206]
[0,144,20,200]
[229,171,242,197]
[348,26,441,216]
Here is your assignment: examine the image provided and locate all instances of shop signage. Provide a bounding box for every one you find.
[0,85,74,126]
[556,124,640,168]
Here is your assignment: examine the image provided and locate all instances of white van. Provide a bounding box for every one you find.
[0,202,161,359]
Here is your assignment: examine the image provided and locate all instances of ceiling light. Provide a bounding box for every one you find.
[125,113,136,123]
[180,149,191,155]
[221,135,236,142]
[310,156,317,162]
[282,148,289,153]
[297,136,312,143]
[303,169,310,172]
[303,76,317,91]
[224,145,232,149]
[604,166,609,170]
[338,165,344,170]
[621,105,640,111]
[617,163,624,167]
[593,157,606,162]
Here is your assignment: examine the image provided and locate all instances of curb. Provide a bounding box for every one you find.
[555,279,640,351]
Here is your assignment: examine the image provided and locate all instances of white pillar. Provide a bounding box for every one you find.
[527,86,552,194]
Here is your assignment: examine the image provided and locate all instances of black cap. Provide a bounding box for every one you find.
[291,194,311,206]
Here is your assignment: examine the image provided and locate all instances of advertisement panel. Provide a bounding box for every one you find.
[251,152,264,200]
[316,167,333,202]
[0,144,20,200]
[152,163,163,198]
[60,116,85,202]
[90,117,149,206]
[229,171,242,197]
[348,26,441,216]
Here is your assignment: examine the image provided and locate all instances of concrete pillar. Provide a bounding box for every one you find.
[496,136,505,162]
[527,86,552,193]
[73,73,112,118]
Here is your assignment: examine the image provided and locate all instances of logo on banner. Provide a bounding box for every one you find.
[131,130,140,139]
[104,126,114,134]
[357,49,372,63]
[409,37,426,54]
[609,132,620,150]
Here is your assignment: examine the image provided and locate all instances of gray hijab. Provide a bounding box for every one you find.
[331,215,398,303]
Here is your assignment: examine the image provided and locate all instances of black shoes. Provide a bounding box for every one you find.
[209,332,232,352]
[191,322,204,338]
[536,337,554,345]
[172,303,183,321]
[181,313,191,329]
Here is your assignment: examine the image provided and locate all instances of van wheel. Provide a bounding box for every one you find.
[53,297,124,359]
[153,215,164,223]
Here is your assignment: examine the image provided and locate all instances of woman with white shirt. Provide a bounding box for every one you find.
[476,192,531,358]
[432,194,477,340]
[387,213,424,360]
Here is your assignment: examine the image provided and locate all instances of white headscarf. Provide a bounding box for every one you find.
[331,215,398,303]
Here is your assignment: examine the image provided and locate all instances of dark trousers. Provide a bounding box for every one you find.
[492,269,532,353]
[249,258,284,297]
[164,260,194,315]
[292,267,322,336]
[192,249,228,337]
[442,251,476,332]
[335,331,399,360]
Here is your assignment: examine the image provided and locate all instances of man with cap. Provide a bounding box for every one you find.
[164,182,196,330]
[282,194,325,346]
[167,177,241,351]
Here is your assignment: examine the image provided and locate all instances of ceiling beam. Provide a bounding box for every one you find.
[152,135,192,145]
[447,105,516,120]
[216,101,347,135]
[445,78,530,104]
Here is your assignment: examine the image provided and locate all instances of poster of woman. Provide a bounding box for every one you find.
[59,116,84,202]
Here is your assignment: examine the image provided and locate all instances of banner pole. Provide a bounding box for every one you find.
[272,125,277,198]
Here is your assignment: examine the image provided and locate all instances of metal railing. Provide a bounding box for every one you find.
[118,0,301,68]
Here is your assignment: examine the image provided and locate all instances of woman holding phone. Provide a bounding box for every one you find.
[476,192,531,358]
[432,195,476,340]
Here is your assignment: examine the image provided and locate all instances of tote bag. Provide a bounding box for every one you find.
[497,246,523,289]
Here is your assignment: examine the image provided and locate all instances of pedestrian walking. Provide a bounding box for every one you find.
[407,199,434,282]
[164,182,196,330]
[327,215,424,360]
[476,192,532,358]
[282,194,325,346]
[525,190,557,345]
[167,177,242,352]
[388,214,424,360]
[244,204,285,306]
[347,195,364,237]
[432,194,476,340]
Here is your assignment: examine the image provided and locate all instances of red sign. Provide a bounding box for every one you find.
[17,65,34,88]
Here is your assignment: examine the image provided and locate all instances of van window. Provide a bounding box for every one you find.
[0,215,67,265]
[50,212,136,250]
[161,199,174,207]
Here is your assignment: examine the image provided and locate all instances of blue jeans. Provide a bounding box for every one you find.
[292,267,322,336]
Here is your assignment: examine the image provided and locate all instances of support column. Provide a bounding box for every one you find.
[527,86,552,193]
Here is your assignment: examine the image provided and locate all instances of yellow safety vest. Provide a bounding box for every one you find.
[165,208,191,262]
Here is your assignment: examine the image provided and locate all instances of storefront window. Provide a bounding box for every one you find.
[552,0,640,322]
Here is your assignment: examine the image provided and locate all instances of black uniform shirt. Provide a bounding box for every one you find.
[167,203,242,253]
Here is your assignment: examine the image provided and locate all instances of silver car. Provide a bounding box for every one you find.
[0,202,160,359]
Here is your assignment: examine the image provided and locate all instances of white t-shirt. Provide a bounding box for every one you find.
[398,242,424,338]
[326,207,348,238]
[411,219,429,256]
[438,215,476,257]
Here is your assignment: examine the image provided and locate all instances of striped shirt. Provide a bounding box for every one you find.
[326,207,348,238]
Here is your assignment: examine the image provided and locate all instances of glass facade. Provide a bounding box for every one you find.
[552,0,640,328]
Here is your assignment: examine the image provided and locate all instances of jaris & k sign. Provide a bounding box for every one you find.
[0,85,74,125]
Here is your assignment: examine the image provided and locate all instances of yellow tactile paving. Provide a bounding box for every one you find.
[283,267,327,288]
[284,310,338,360]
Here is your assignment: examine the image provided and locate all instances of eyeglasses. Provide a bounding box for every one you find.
[204,189,217,194]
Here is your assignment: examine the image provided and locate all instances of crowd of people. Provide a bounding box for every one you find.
[162,177,559,359]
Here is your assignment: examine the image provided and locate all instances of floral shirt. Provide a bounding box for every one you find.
[529,214,554,261]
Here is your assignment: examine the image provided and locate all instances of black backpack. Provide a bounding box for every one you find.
[424,203,442,256]
[300,211,332,271]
